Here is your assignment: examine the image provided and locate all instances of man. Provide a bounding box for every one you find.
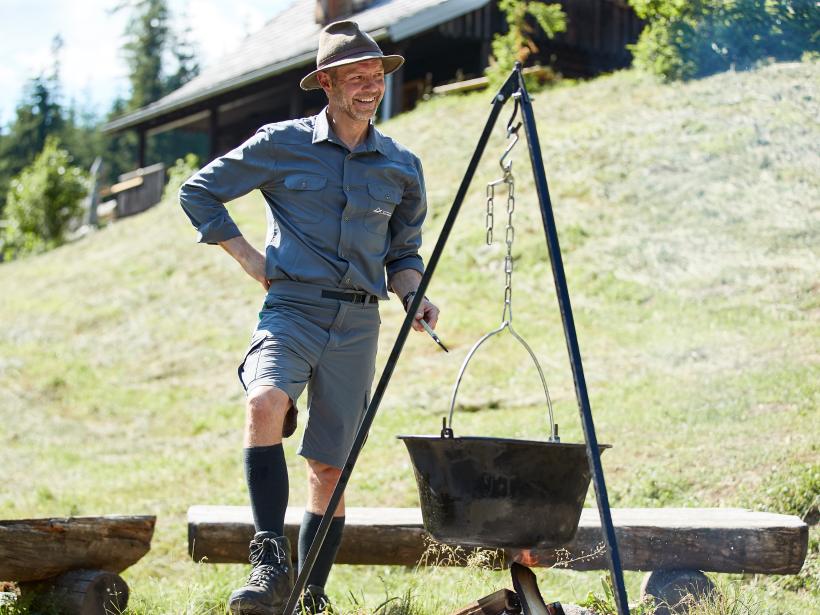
[179,20,439,615]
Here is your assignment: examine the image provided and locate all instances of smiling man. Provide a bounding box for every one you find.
[179,20,438,615]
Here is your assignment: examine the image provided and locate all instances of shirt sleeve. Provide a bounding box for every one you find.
[385,155,426,279]
[178,128,276,244]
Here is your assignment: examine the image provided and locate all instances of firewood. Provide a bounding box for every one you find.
[449,588,520,615]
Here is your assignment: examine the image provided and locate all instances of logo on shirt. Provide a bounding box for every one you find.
[372,208,392,217]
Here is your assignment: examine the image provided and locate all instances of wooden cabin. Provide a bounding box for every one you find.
[104,0,642,166]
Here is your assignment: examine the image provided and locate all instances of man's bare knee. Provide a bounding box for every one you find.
[307,460,342,486]
[306,459,344,515]
[244,386,291,446]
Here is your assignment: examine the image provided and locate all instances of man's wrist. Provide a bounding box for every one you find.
[402,290,428,312]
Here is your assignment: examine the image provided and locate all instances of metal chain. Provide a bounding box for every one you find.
[502,171,515,323]
[486,122,519,322]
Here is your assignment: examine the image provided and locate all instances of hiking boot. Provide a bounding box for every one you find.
[228,532,294,615]
[293,585,334,615]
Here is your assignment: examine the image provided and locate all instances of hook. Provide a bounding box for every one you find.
[500,95,522,173]
[499,129,520,173]
[506,93,522,137]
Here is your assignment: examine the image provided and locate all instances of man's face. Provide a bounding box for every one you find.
[320,59,385,123]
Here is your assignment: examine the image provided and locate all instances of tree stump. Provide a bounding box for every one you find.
[23,570,129,615]
[640,569,715,615]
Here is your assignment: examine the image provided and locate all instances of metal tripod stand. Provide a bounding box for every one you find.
[284,63,630,615]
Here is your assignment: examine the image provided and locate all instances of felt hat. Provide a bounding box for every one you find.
[300,20,404,91]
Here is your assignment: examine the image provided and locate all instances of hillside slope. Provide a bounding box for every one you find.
[1,61,817,613]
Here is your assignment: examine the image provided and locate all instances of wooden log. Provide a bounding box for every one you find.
[189,507,425,566]
[187,506,808,574]
[0,515,155,582]
[23,569,130,615]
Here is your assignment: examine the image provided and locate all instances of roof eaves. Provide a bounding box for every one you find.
[388,0,491,41]
[103,27,391,134]
[103,50,314,133]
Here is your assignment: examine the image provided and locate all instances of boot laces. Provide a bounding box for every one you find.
[247,537,288,587]
[300,587,332,614]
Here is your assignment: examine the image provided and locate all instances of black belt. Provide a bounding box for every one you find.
[321,290,378,304]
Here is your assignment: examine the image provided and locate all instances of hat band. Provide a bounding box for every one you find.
[318,44,383,69]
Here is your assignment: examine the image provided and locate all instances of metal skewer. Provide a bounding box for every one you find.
[420,318,448,352]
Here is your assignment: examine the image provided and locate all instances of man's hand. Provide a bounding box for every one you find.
[389,269,440,333]
[219,236,270,290]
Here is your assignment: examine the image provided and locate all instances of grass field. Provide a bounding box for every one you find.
[1,59,818,614]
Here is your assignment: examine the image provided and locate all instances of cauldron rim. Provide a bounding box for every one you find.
[397,434,611,450]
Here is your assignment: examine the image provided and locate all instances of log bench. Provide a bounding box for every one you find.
[189,506,807,612]
[188,506,807,574]
[0,515,156,615]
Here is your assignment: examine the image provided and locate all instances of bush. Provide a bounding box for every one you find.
[163,153,200,203]
[629,0,820,81]
[2,137,87,260]
[486,0,566,88]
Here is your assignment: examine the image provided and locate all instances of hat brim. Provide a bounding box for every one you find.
[300,53,404,91]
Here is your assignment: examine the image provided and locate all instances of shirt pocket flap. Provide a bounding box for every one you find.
[284,174,328,191]
[367,182,402,205]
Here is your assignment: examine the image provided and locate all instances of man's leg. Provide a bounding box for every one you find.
[294,300,379,613]
[296,459,345,613]
[244,386,292,532]
[229,386,294,615]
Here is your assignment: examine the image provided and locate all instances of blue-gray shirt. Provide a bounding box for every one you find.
[179,108,426,299]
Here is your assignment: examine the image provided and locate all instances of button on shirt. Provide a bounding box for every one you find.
[179,108,426,299]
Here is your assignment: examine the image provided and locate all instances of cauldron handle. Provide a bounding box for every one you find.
[447,321,558,441]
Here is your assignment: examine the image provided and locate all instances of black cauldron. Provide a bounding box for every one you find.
[398,434,608,548]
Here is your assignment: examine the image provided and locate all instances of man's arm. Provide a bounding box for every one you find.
[389,268,439,332]
[385,155,439,332]
[179,128,276,290]
[220,236,269,291]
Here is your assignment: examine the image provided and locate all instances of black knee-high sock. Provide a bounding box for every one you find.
[298,512,345,589]
[244,444,289,536]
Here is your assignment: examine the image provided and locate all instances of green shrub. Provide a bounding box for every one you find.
[2,137,87,260]
[163,153,200,203]
[629,0,820,80]
[486,0,567,88]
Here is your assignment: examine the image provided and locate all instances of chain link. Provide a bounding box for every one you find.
[485,183,495,245]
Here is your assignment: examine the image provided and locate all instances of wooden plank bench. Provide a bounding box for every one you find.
[188,506,808,575]
[0,515,155,615]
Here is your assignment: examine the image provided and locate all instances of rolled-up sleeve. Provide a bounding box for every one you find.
[179,128,276,244]
[385,155,426,279]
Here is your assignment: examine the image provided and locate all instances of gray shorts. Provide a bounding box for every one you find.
[238,280,380,468]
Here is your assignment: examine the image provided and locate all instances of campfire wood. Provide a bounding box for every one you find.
[284,64,630,615]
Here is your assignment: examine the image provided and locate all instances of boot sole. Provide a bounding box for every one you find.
[228,598,280,615]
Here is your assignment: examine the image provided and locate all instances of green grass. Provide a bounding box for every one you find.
[1,60,818,613]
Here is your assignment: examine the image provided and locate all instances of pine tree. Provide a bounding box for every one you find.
[122,0,170,110]
[165,16,200,93]
[0,36,65,216]
[108,0,203,176]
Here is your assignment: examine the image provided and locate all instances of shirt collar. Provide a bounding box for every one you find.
[312,106,388,156]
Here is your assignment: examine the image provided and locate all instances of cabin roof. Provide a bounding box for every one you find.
[105,0,490,132]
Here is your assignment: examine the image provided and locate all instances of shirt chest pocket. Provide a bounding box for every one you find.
[365,182,402,235]
[282,174,328,224]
